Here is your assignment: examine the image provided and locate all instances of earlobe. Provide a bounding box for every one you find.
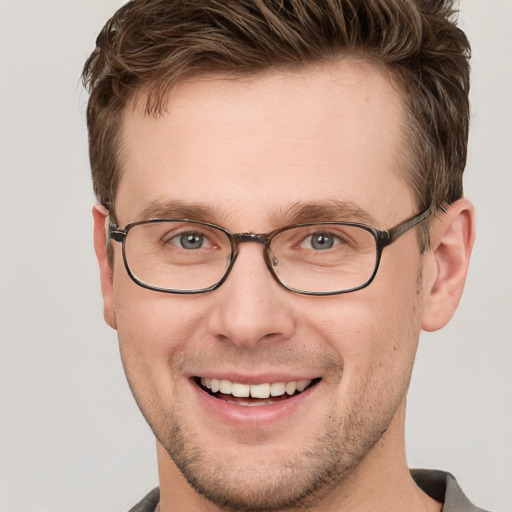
[421,198,476,332]
[92,203,118,330]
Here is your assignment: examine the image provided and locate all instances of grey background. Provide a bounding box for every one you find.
[0,1,510,511]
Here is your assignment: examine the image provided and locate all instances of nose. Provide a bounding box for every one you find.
[207,243,296,350]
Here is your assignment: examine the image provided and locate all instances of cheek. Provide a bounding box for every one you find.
[111,269,204,394]
[307,256,423,388]
[113,293,207,434]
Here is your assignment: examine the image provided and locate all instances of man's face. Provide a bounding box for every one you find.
[103,61,428,510]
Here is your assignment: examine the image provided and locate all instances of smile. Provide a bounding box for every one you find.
[196,377,319,406]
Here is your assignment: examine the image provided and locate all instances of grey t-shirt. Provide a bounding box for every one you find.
[128,469,490,512]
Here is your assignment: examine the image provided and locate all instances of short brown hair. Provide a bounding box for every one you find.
[82,0,470,233]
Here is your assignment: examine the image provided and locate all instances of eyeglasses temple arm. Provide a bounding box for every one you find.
[380,205,443,245]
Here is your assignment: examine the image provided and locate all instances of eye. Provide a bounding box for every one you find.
[168,232,211,250]
[301,232,342,250]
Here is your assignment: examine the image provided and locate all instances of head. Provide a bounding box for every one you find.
[84,1,474,511]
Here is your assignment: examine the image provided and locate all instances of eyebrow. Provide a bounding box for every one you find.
[136,199,378,228]
[272,200,378,226]
[138,200,221,223]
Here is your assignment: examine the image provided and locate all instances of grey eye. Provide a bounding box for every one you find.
[177,233,205,250]
[309,233,335,250]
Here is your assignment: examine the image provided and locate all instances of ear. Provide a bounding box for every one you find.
[92,203,117,330]
[421,198,475,332]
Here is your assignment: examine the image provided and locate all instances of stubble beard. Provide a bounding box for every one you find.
[155,386,402,512]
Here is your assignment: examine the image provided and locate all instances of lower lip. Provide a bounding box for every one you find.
[190,379,319,427]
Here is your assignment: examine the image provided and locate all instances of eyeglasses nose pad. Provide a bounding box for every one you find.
[268,249,278,267]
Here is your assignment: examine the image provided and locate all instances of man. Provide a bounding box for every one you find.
[82,1,485,511]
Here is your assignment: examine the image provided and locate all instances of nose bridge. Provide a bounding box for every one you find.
[229,231,276,286]
[208,240,295,349]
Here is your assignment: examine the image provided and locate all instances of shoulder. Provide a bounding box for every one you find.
[127,487,160,512]
[411,469,492,512]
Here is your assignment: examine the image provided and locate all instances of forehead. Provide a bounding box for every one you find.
[116,59,413,227]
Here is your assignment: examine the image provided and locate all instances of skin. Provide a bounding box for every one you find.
[93,59,475,512]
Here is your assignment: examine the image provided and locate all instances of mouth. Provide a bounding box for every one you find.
[194,376,321,406]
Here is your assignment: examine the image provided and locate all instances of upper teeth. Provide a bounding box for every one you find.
[200,378,311,399]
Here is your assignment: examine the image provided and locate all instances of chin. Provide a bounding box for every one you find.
[155,407,387,512]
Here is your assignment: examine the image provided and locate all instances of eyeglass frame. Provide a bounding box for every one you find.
[108,205,441,296]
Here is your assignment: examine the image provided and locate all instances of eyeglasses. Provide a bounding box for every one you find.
[108,207,436,295]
